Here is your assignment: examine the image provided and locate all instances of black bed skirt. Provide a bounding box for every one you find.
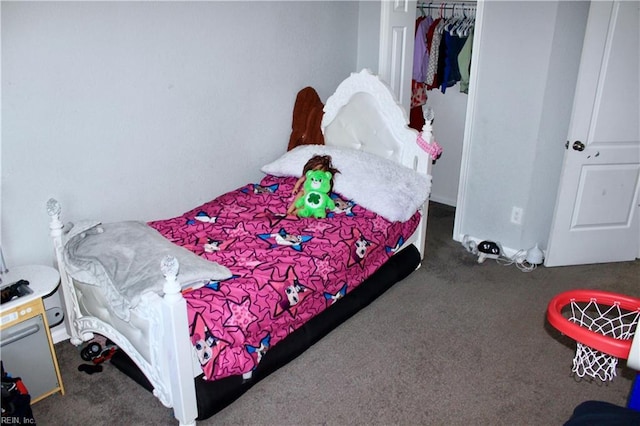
[110,244,421,420]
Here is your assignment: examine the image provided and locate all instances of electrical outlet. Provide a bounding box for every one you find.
[511,207,523,225]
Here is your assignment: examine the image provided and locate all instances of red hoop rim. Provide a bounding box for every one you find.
[546,289,640,359]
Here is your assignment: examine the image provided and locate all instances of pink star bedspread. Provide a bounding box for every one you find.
[148,175,420,381]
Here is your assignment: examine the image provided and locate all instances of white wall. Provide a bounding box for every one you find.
[523,0,590,248]
[425,85,468,207]
[356,0,381,73]
[454,0,589,253]
[1,1,359,267]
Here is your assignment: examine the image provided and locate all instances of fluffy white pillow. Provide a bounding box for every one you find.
[261,145,431,222]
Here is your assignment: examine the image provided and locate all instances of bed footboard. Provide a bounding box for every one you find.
[46,199,198,425]
[158,256,198,425]
[47,199,91,345]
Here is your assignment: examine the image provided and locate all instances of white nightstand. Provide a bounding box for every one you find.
[1,265,65,403]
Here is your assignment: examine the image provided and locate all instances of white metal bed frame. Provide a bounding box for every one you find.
[47,69,435,425]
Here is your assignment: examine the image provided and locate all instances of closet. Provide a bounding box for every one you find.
[355,0,475,208]
[359,1,626,266]
[412,1,477,207]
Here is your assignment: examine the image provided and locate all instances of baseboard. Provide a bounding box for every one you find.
[429,194,457,207]
[51,326,70,344]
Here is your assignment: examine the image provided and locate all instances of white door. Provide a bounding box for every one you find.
[545,0,640,267]
[378,0,416,114]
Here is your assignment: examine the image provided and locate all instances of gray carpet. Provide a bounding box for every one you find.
[32,203,640,425]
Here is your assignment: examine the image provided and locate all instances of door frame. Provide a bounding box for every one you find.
[378,0,417,114]
[452,0,486,243]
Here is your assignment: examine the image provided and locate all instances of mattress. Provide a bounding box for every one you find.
[148,175,421,381]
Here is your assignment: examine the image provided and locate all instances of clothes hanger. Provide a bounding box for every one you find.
[459,5,476,37]
[455,7,466,37]
[437,3,448,33]
[445,4,461,34]
[447,4,465,36]
[456,5,471,37]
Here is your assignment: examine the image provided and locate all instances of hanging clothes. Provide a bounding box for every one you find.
[412,15,433,83]
[409,15,433,130]
[410,2,476,131]
[425,18,444,90]
[457,28,474,94]
[440,30,466,93]
[410,81,427,130]
[418,2,476,94]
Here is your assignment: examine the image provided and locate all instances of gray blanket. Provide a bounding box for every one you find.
[63,221,232,321]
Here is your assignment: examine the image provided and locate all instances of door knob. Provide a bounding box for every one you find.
[572,141,585,151]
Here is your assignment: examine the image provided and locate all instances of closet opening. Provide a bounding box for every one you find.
[412,1,477,208]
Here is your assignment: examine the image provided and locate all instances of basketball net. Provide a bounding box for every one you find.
[568,298,640,382]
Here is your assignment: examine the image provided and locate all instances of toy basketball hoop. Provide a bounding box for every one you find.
[547,289,640,382]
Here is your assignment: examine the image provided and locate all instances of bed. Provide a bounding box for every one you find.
[46,69,437,425]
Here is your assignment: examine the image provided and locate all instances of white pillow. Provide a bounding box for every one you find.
[261,145,431,222]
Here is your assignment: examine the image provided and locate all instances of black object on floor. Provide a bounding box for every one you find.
[78,364,103,375]
[564,400,640,426]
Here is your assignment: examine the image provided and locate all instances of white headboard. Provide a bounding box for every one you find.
[320,69,434,259]
[321,69,432,180]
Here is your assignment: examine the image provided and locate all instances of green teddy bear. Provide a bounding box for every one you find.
[295,169,336,219]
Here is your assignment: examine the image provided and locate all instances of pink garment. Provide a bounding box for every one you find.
[411,80,427,109]
[417,132,443,159]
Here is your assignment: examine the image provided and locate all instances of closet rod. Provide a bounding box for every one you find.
[417,2,477,13]
[417,1,477,7]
